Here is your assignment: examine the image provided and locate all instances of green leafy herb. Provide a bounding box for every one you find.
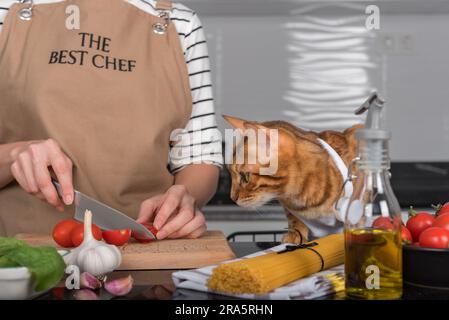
[0,255,20,268]
[0,237,26,256]
[0,237,66,292]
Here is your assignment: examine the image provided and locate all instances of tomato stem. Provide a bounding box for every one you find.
[408,206,417,217]
[432,204,443,215]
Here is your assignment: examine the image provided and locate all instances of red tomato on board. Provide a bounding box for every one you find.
[406,207,435,242]
[401,226,412,243]
[102,229,132,246]
[70,223,103,247]
[133,222,158,243]
[372,217,393,230]
[52,220,81,248]
[418,227,449,249]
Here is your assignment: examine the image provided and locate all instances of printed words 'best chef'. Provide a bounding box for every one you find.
[48,32,137,72]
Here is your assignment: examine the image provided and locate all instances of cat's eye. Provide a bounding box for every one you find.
[240,172,251,184]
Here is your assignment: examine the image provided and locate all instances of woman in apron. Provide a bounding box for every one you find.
[0,0,222,238]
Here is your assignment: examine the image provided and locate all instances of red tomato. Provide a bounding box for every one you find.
[52,220,81,248]
[133,222,158,243]
[401,226,412,243]
[372,217,393,230]
[433,202,449,217]
[418,227,449,249]
[70,223,103,247]
[433,213,449,232]
[406,207,435,242]
[102,229,131,246]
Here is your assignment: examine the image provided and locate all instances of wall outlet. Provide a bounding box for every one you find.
[378,33,414,55]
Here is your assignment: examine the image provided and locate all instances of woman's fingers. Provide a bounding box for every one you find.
[137,195,164,223]
[187,224,207,239]
[10,161,31,193]
[10,139,74,211]
[167,209,206,239]
[16,152,39,193]
[33,159,63,211]
[46,139,73,205]
[152,186,185,230]
[10,158,53,206]
[156,197,195,239]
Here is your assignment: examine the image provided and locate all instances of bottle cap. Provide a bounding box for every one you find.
[354,92,391,140]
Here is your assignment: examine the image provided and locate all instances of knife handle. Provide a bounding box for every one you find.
[51,178,63,197]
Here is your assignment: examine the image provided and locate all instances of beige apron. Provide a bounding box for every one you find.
[0,0,192,236]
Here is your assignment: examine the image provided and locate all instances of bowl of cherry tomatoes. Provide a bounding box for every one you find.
[402,202,449,292]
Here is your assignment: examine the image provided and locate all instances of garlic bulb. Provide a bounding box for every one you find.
[64,210,122,277]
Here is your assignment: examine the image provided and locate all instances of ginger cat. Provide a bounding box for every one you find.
[224,115,362,244]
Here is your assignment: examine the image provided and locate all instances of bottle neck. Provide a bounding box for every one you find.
[356,139,390,171]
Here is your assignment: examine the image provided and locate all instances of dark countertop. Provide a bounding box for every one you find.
[34,241,448,300]
[35,242,284,300]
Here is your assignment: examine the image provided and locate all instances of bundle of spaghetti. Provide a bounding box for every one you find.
[207,233,344,294]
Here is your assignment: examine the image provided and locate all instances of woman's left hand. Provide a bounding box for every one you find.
[137,185,206,240]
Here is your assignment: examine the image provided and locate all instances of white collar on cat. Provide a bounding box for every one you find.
[317,138,353,221]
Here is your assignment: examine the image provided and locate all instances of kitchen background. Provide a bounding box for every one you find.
[181,0,449,237]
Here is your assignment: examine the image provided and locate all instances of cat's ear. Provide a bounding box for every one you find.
[222,115,248,130]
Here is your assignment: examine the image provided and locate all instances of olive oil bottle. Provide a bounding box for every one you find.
[344,93,403,299]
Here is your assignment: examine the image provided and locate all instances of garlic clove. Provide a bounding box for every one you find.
[80,272,102,290]
[73,289,99,300]
[104,275,134,296]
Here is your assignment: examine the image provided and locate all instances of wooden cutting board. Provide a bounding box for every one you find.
[15,231,235,270]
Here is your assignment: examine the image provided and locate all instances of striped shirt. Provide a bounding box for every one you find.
[0,0,223,173]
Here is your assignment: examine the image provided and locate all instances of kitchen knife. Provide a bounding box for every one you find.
[52,180,156,240]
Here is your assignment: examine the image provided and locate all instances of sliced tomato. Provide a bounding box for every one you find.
[70,223,103,247]
[52,219,81,248]
[133,222,158,243]
[102,229,131,246]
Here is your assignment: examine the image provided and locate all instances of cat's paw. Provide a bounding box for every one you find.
[282,232,304,244]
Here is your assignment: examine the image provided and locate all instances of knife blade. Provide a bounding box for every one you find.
[52,180,156,240]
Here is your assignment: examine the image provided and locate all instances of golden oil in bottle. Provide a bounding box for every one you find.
[345,228,402,299]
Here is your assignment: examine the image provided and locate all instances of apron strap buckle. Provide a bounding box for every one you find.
[17,0,34,21]
[153,0,172,35]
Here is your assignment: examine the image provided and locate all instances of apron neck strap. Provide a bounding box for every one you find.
[155,0,172,11]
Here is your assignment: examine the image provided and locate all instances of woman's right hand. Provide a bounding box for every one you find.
[10,139,74,211]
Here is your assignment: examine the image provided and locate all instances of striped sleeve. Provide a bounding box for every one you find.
[0,1,14,31]
[168,8,223,173]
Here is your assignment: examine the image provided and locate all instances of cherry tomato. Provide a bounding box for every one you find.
[433,202,449,217]
[372,217,393,230]
[70,223,103,247]
[433,213,449,232]
[52,219,81,248]
[401,226,412,243]
[418,227,449,249]
[102,229,131,246]
[406,207,435,242]
[133,222,158,243]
